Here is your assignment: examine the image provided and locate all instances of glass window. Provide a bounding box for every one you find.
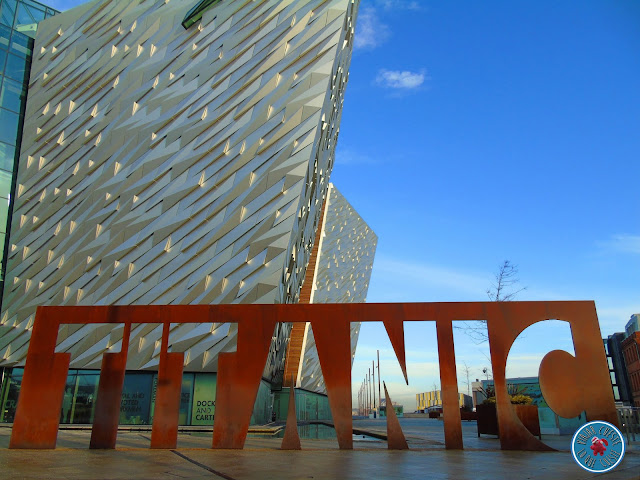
[4,52,26,81]
[71,371,100,424]
[0,232,5,271]
[119,373,153,425]
[191,373,216,426]
[179,373,194,425]
[24,0,46,10]
[19,9,41,24]
[0,75,25,112]
[59,372,76,424]
[10,29,32,56]
[0,48,6,68]
[0,367,23,422]
[16,2,43,26]
[607,357,613,370]
[14,20,36,38]
[0,201,7,233]
[0,107,19,144]
[0,168,10,199]
[0,141,14,170]
[0,24,10,48]
[0,0,16,28]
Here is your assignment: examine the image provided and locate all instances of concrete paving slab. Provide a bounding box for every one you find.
[1,444,639,480]
[1,420,638,480]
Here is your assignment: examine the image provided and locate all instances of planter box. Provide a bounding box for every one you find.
[460,409,477,421]
[477,404,499,436]
[515,404,541,439]
[477,404,541,439]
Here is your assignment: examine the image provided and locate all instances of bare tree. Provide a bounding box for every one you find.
[459,361,472,396]
[486,260,526,301]
[457,260,526,344]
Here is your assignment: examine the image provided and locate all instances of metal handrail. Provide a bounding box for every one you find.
[617,407,640,444]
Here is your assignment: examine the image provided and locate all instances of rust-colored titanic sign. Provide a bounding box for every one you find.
[9,302,616,451]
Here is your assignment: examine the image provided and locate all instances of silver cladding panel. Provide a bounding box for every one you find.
[299,183,377,392]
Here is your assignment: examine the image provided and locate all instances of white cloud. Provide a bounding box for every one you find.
[354,7,390,50]
[605,234,640,255]
[596,304,640,335]
[335,149,379,166]
[597,305,640,321]
[375,69,427,90]
[374,0,424,11]
[371,256,488,299]
[354,2,426,51]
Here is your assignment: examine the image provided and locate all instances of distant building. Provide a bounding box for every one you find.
[471,379,485,408]
[416,390,472,412]
[460,392,473,410]
[603,333,633,405]
[379,397,404,418]
[621,332,640,408]
[625,314,640,338]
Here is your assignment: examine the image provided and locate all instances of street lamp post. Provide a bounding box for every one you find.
[377,350,381,417]
[372,360,376,418]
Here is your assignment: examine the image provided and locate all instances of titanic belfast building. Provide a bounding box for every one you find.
[0,0,376,425]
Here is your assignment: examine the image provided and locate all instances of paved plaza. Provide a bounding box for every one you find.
[0,419,638,479]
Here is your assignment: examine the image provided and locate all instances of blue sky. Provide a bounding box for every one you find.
[48,0,640,410]
[336,0,640,409]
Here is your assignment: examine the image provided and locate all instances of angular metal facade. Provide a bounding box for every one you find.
[0,0,360,372]
[0,0,58,307]
[298,183,377,392]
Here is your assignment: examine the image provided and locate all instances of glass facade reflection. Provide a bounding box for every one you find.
[120,373,153,425]
[191,373,217,426]
[59,370,100,424]
[0,366,22,422]
[178,373,195,425]
[272,387,332,422]
[0,0,57,305]
[0,368,293,426]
